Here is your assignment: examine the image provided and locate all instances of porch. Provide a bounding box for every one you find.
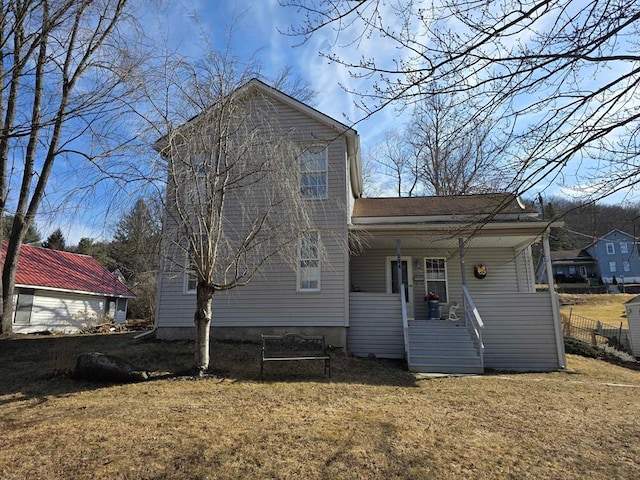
[346,231,565,373]
[347,290,563,373]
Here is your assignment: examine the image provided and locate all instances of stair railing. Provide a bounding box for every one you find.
[462,285,485,367]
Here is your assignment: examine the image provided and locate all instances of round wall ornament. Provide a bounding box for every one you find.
[474,264,487,279]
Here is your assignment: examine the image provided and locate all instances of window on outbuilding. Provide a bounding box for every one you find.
[606,243,615,255]
[620,243,629,254]
[623,260,631,272]
[609,261,617,273]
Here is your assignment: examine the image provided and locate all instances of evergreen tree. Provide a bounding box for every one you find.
[2,215,40,245]
[110,198,161,321]
[42,228,66,251]
[76,237,114,269]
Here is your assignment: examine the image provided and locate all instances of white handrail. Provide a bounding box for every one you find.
[462,285,484,366]
[401,283,410,360]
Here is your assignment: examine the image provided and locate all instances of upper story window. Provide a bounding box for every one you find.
[300,144,328,199]
[606,243,615,255]
[620,243,629,254]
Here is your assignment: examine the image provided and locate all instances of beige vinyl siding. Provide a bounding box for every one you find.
[625,302,640,357]
[156,96,349,330]
[347,292,404,358]
[350,246,535,320]
[473,293,561,371]
[13,290,105,334]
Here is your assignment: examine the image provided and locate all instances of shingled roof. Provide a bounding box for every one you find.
[352,193,536,219]
[2,242,135,298]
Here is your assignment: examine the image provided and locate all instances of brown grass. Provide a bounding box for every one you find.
[1,333,639,479]
[560,293,634,328]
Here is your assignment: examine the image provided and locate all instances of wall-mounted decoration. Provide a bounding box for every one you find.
[474,264,487,279]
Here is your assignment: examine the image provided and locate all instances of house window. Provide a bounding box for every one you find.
[424,258,448,303]
[609,261,617,273]
[606,243,615,255]
[184,258,197,294]
[300,144,328,199]
[298,231,320,291]
[620,243,629,254]
[623,260,631,272]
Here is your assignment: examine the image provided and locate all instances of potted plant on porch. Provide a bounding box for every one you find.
[425,292,440,320]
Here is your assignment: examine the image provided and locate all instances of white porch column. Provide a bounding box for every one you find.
[395,239,403,298]
[458,237,467,288]
[543,231,566,369]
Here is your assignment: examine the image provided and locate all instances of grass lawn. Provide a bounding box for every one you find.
[1,333,639,479]
[559,293,634,328]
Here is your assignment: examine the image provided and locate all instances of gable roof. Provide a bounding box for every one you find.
[582,229,637,251]
[2,242,135,298]
[352,193,537,223]
[155,78,363,198]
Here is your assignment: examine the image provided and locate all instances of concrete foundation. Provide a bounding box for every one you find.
[156,325,347,348]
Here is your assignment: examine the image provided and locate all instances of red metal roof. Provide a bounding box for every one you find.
[1,242,135,298]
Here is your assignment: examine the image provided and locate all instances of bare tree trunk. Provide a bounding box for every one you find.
[194,282,215,374]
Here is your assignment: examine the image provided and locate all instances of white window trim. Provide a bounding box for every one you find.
[297,231,321,292]
[609,261,617,273]
[184,256,197,294]
[424,257,449,303]
[606,242,615,255]
[620,243,629,254]
[623,260,631,272]
[300,144,328,200]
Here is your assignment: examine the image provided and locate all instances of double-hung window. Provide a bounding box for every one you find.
[300,144,328,199]
[609,261,617,273]
[623,260,631,272]
[606,243,615,255]
[620,243,629,254]
[424,258,448,303]
[298,231,320,291]
[184,257,197,294]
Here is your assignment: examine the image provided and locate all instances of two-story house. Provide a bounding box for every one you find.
[537,230,640,285]
[153,79,565,374]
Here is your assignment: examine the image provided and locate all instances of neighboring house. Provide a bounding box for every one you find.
[3,242,136,334]
[536,249,597,284]
[582,230,640,284]
[154,79,566,374]
[536,230,640,285]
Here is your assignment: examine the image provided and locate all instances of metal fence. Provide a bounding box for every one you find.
[561,310,632,354]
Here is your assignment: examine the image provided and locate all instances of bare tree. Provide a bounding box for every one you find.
[369,130,419,197]
[283,0,640,202]
[410,92,505,196]
[0,0,144,333]
[156,83,317,373]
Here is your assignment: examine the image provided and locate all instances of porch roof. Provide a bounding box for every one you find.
[349,194,548,249]
[351,193,537,224]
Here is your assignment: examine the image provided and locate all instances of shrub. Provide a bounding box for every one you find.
[564,337,599,358]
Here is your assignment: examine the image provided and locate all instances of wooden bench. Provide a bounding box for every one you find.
[260,333,331,381]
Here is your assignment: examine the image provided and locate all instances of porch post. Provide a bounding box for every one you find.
[543,231,567,369]
[395,239,403,297]
[458,237,467,288]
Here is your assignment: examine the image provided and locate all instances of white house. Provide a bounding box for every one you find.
[5,242,136,334]
[153,79,565,374]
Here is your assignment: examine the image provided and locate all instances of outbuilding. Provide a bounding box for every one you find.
[3,242,136,334]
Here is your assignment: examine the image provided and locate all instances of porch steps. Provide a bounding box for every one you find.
[407,321,483,374]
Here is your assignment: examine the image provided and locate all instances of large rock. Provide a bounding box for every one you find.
[74,352,148,383]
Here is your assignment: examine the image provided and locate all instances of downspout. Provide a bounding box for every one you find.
[543,231,566,369]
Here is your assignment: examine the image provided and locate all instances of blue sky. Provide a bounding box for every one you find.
[38,0,636,244]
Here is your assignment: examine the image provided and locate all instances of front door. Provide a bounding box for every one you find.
[386,257,413,317]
